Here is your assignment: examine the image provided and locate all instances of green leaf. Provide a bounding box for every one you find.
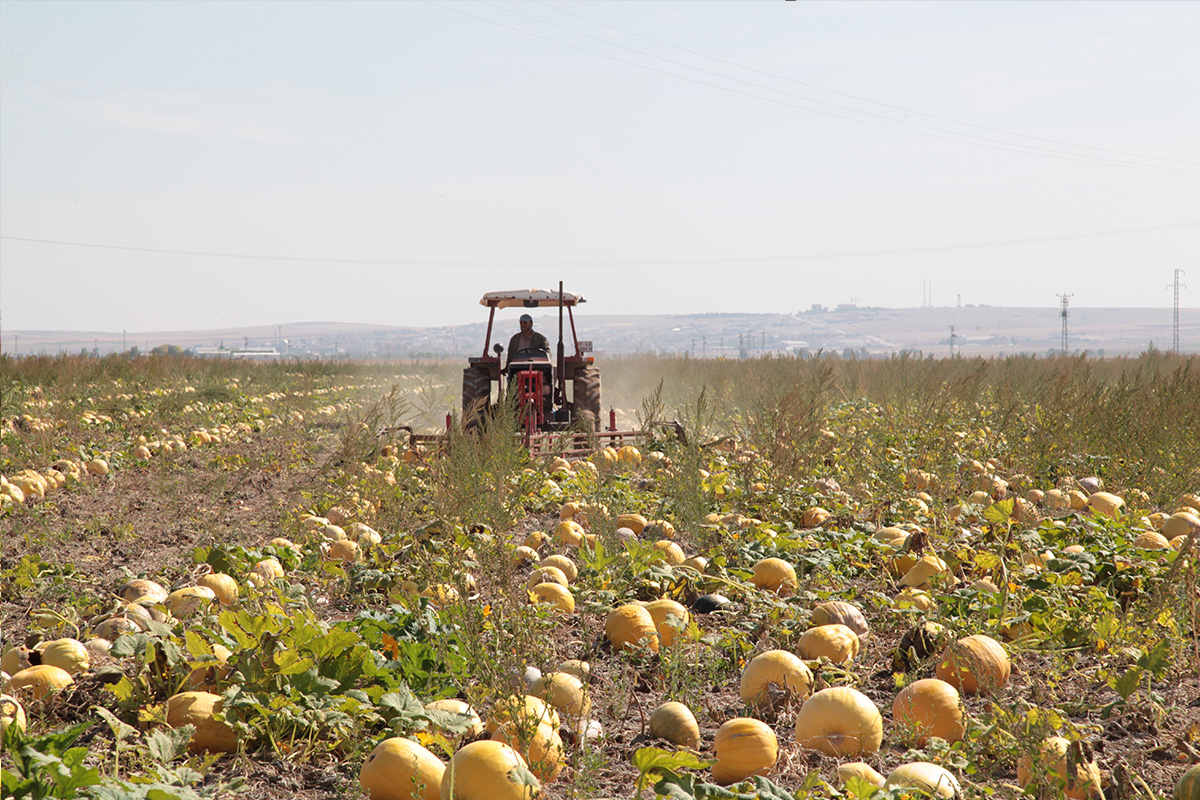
[1114,667,1141,701]
[93,706,137,743]
[632,747,714,793]
[272,650,315,676]
[144,726,194,766]
[983,499,1015,525]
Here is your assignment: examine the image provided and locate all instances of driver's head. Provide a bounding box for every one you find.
[519,314,533,331]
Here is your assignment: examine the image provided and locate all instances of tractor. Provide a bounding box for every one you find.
[463,287,602,438]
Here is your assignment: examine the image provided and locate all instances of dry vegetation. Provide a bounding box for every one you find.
[2,350,1199,800]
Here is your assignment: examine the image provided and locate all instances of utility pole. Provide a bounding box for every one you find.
[1167,269,1187,354]
[1058,293,1073,355]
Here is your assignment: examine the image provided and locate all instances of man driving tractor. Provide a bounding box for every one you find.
[505,313,550,373]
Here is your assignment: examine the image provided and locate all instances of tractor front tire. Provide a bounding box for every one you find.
[462,368,492,432]
[574,366,602,432]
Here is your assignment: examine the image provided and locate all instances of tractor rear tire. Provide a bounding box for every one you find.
[462,367,492,432]
[574,366,602,432]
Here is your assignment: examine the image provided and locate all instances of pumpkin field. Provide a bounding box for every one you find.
[2,351,1199,800]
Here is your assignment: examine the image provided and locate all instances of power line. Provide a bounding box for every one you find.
[432,2,1198,174]
[3,221,1196,267]
[534,0,1198,169]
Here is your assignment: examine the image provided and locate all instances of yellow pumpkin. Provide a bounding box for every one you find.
[891,678,964,746]
[1087,491,1125,518]
[793,686,883,757]
[711,717,778,785]
[604,604,659,654]
[883,762,962,799]
[1017,737,1102,800]
[651,540,685,565]
[1,694,27,737]
[751,557,797,596]
[10,665,73,701]
[440,740,541,800]
[39,638,90,676]
[529,672,590,717]
[615,513,648,535]
[485,695,560,735]
[800,507,830,528]
[490,721,564,784]
[526,566,569,590]
[554,520,585,547]
[196,572,239,605]
[648,701,700,748]
[739,650,813,705]
[837,762,885,788]
[935,634,1010,695]
[643,598,689,648]
[359,737,445,800]
[796,624,859,664]
[165,691,238,753]
[530,583,574,614]
[537,555,578,582]
[898,554,954,590]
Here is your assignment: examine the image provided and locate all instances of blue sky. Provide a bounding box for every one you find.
[1,0,1197,334]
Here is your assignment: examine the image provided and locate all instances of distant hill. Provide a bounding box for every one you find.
[8,306,1197,358]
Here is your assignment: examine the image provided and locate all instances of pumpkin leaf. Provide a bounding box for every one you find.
[633,747,714,793]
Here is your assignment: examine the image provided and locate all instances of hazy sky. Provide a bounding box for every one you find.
[2,0,1197,335]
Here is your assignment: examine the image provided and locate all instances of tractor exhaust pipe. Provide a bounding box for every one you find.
[557,280,566,416]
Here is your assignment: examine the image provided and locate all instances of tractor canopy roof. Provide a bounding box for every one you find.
[480,289,585,309]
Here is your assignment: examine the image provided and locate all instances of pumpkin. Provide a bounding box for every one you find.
[359,736,445,800]
[616,513,648,535]
[1132,531,1171,550]
[165,691,238,752]
[196,572,239,605]
[793,686,883,757]
[486,695,560,734]
[1,694,27,737]
[649,701,700,748]
[322,539,361,562]
[801,507,830,528]
[441,740,541,800]
[751,557,797,596]
[892,678,964,746]
[1176,764,1200,800]
[1087,491,1125,518]
[186,643,233,691]
[644,598,689,648]
[491,721,565,783]
[513,546,540,565]
[899,554,954,590]
[530,672,590,716]
[118,578,168,605]
[526,566,569,590]
[739,650,813,705]
[1,646,33,675]
[894,587,936,612]
[883,762,962,799]
[424,699,485,740]
[559,502,582,521]
[554,520,585,547]
[94,615,142,641]
[646,519,676,539]
[711,717,778,785]
[555,659,591,684]
[935,634,1010,694]
[651,540,685,565]
[248,557,285,587]
[530,583,575,613]
[1017,737,1102,800]
[537,555,578,582]
[10,665,73,701]
[837,762,885,788]
[1162,510,1200,539]
[810,601,869,637]
[168,586,218,617]
[796,624,859,664]
[604,604,659,654]
[39,638,90,676]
